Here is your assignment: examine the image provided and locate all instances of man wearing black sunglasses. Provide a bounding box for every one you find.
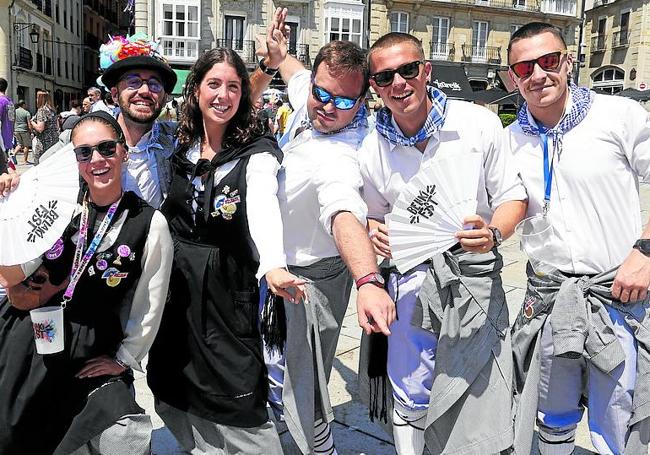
[507,22,650,455]
[250,8,396,454]
[358,32,527,455]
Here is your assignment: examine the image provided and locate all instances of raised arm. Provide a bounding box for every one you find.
[249,7,289,103]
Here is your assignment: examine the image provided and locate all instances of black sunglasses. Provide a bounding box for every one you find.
[74,140,121,162]
[509,51,567,79]
[370,60,423,87]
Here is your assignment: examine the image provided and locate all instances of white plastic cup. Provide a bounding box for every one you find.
[29,306,64,354]
[516,215,560,277]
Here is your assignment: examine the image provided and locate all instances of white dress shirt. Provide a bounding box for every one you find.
[508,93,650,274]
[359,100,527,223]
[185,143,287,279]
[122,124,165,209]
[278,71,369,267]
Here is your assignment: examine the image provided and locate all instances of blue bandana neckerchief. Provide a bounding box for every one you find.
[375,86,448,147]
[517,82,595,214]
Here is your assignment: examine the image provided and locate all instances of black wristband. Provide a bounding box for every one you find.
[259,59,278,76]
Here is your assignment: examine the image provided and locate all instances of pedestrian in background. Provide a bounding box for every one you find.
[82,97,92,114]
[0,78,14,171]
[13,100,31,164]
[31,90,58,164]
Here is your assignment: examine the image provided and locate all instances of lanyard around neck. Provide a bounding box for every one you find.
[540,130,555,216]
[60,195,121,308]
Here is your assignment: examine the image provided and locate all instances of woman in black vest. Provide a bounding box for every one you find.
[147,48,303,453]
[0,111,173,454]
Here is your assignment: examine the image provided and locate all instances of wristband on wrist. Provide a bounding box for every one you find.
[355,272,385,290]
[114,357,128,370]
[259,59,278,76]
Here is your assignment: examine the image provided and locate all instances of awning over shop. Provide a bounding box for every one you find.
[497,70,517,93]
[429,63,475,101]
[172,69,190,96]
[473,89,523,106]
[617,88,650,102]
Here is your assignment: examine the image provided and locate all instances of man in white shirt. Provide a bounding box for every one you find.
[359,32,527,454]
[34,37,177,209]
[507,22,650,455]
[251,9,395,454]
[88,87,113,114]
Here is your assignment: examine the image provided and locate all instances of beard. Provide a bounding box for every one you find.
[118,94,165,124]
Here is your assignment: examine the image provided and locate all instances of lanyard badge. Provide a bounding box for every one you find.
[540,132,555,217]
[60,195,121,309]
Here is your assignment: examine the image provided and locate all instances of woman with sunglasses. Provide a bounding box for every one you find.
[0,111,173,454]
[146,48,304,454]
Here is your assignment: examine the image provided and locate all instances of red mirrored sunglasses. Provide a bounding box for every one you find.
[509,50,567,79]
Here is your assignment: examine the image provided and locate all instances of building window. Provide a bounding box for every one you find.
[541,0,576,16]
[286,20,299,54]
[390,12,409,33]
[159,0,200,60]
[56,1,60,23]
[621,11,630,29]
[224,15,245,50]
[592,67,624,94]
[472,21,489,62]
[324,4,364,46]
[431,17,450,59]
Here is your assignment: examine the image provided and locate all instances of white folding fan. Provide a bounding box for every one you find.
[386,152,483,273]
[0,146,80,266]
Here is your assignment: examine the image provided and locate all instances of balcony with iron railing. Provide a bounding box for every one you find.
[461,44,501,64]
[430,42,455,61]
[288,43,311,68]
[431,0,577,15]
[612,29,630,48]
[591,34,607,52]
[216,39,257,65]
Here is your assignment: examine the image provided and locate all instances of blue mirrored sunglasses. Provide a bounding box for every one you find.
[311,83,360,110]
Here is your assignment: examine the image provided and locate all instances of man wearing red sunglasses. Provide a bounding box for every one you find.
[507,22,650,455]
[358,32,527,455]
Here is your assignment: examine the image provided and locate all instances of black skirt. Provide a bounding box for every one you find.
[147,237,269,428]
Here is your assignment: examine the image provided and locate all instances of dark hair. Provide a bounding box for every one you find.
[71,111,124,143]
[70,99,81,109]
[177,48,262,149]
[508,22,567,59]
[104,91,115,105]
[369,32,425,63]
[0,78,8,92]
[17,99,26,107]
[312,41,369,97]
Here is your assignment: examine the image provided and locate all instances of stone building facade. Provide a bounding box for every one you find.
[580,0,650,94]
[369,0,582,91]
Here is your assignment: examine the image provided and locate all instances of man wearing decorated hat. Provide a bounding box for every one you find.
[28,34,177,210]
[98,34,177,209]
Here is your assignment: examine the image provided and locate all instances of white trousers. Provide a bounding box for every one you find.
[537,305,637,455]
[386,265,438,412]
